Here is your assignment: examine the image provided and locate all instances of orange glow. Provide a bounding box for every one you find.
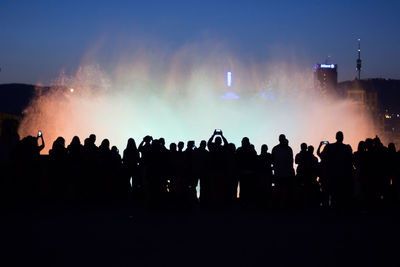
[18,45,377,154]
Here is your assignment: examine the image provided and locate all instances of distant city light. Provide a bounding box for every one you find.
[69,88,74,93]
[226,71,232,87]
[269,92,275,100]
[320,64,335,69]
[221,91,239,99]
[261,92,266,99]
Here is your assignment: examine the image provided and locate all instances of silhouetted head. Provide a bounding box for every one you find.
[300,143,307,152]
[373,136,382,148]
[20,136,39,155]
[126,138,137,150]
[261,144,268,154]
[241,137,250,147]
[357,141,366,152]
[58,136,65,147]
[170,143,177,152]
[89,134,96,144]
[199,140,206,149]
[178,141,184,151]
[159,138,165,147]
[111,146,119,154]
[279,134,286,144]
[52,136,65,151]
[84,138,90,148]
[365,138,373,150]
[187,140,195,150]
[308,145,314,154]
[215,136,222,146]
[336,131,344,144]
[100,139,110,150]
[70,136,81,146]
[143,135,152,143]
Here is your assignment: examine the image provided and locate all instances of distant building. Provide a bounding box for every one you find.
[338,78,384,133]
[313,63,338,94]
[345,79,379,114]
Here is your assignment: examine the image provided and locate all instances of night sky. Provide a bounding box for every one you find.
[1,0,399,84]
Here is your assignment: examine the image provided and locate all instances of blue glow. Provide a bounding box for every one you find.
[269,92,275,100]
[226,71,232,87]
[221,91,239,99]
[261,92,267,99]
[314,64,318,69]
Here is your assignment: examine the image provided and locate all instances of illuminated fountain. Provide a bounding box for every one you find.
[18,47,376,154]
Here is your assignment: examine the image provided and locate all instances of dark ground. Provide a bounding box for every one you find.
[2,205,399,267]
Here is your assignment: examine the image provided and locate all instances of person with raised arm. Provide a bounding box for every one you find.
[205,129,229,207]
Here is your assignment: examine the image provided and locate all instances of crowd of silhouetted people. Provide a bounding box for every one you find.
[1,118,400,212]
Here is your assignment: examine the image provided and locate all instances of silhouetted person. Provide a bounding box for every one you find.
[206,130,228,208]
[257,144,273,208]
[194,140,210,207]
[123,138,141,204]
[272,134,295,208]
[237,137,258,207]
[67,136,83,201]
[110,146,123,203]
[356,137,387,210]
[182,140,198,207]
[138,135,153,204]
[89,134,97,147]
[318,131,353,209]
[353,141,366,208]
[226,143,238,204]
[49,136,68,202]
[308,145,321,207]
[81,137,98,202]
[12,132,44,205]
[96,139,112,201]
[166,142,178,205]
[295,143,319,208]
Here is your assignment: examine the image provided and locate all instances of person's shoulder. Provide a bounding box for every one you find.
[345,144,352,152]
[324,143,333,150]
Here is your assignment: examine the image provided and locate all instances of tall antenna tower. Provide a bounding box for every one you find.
[356,38,362,80]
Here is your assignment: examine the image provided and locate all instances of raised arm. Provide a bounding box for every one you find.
[220,131,228,146]
[37,134,45,152]
[207,131,216,149]
[317,141,325,159]
[138,136,147,151]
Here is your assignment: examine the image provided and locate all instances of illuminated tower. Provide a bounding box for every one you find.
[226,71,232,87]
[356,38,362,80]
[313,63,338,92]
